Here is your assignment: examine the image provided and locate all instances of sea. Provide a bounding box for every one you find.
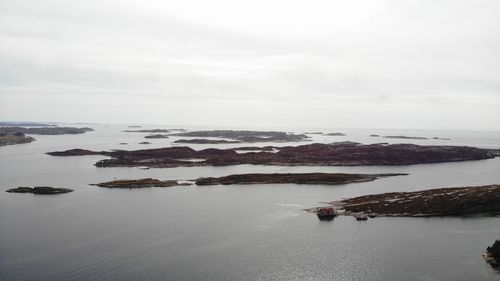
[1,124,499,281]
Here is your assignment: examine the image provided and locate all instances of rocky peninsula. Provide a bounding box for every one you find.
[323,184,500,217]
[195,173,406,186]
[6,186,73,194]
[93,178,190,188]
[47,142,496,168]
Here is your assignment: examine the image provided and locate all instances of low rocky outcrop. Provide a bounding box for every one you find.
[383,135,428,140]
[145,134,169,139]
[123,129,170,133]
[6,186,73,194]
[325,132,346,136]
[0,127,93,135]
[195,173,405,186]
[316,207,338,220]
[93,178,191,188]
[324,184,500,217]
[47,142,496,168]
[47,149,109,156]
[304,132,323,135]
[484,240,500,269]
[0,133,35,146]
[174,139,241,144]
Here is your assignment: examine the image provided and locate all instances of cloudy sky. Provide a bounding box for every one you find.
[0,0,499,130]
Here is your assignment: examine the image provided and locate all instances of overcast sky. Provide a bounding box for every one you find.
[0,0,499,130]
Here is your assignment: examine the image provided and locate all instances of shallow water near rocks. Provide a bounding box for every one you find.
[1,125,499,281]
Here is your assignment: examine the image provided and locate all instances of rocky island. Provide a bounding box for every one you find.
[171,130,309,143]
[321,184,500,217]
[0,126,93,135]
[47,142,496,168]
[6,186,73,194]
[195,173,406,186]
[0,133,35,146]
[93,178,191,188]
[91,173,405,189]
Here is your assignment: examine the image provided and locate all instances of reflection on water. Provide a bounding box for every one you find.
[0,125,499,281]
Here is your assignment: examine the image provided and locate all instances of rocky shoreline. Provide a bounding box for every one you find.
[47,142,496,168]
[314,184,500,217]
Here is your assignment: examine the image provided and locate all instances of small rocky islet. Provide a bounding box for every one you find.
[6,186,73,194]
[93,178,191,188]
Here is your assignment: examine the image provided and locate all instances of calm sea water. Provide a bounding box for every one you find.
[1,124,499,281]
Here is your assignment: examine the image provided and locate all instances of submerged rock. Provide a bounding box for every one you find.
[6,186,73,194]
